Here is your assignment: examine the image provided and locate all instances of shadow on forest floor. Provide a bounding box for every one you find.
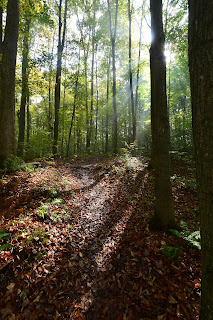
[0,156,200,319]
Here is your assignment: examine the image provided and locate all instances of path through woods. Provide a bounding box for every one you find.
[0,157,200,319]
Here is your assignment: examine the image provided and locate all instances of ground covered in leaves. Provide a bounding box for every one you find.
[0,155,200,319]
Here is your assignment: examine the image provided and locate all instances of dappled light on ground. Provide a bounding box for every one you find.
[0,157,200,319]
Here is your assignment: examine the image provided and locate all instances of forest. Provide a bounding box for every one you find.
[0,0,212,319]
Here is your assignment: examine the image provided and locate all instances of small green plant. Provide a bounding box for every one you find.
[26,227,48,245]
[169,220,201,250]
[23,163,35,172]
[3,156,23,172]
[162,245,182,260]
[171,174,196,189]
[0,230,13,251]
[49,185,60,198]
[50,198,63,205]
[37,203,49,220]
[0,232,9,240]
[0,243,13,251]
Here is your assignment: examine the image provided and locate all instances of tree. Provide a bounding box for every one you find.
[17,17,31,157]
[53,0,68,156]
[0,0,20,165]
[150,0,175,230]
[128,0,136,155]
[107,0,119,154]
[188,0,213,318]
[88,0,97,152]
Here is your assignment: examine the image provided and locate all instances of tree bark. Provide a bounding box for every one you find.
[107,0,118,154]
[128,0,136,155]
[94,48,99,152]
[26,96,30,145]
[17,18,30,158]
[53,0,68,156]
[0,0,20,164]
[105,56,110,153]
[48,33,55,137]
[188,1,213,318]
[67,51,80,157]
[0,5,3,53]
[135,7,143,127]
[150,0,175,230]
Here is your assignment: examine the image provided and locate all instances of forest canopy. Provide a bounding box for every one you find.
[1,0,190,161]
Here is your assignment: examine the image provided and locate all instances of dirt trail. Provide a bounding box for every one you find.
[0,158,201,320]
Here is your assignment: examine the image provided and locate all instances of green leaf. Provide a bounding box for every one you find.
[0,233,9,240]
[0,244,13,251]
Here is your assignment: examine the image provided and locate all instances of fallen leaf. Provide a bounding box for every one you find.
[6,283,15,292]
[168,295,178,304]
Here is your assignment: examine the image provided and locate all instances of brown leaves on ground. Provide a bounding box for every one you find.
[0,156,200,319]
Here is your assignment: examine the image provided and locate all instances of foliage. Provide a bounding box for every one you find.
[3,157,24,172]
[169,220,201,250]
[162,245,182,260]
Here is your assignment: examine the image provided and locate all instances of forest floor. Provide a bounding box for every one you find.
[0,155,200,320]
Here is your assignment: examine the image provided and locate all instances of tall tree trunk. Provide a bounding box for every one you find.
[88,2,96,152]
[0,5,3,53]
[67,56,80,157]
[107,0,118,154]
[135,7,143,124]
[150,0,175,230]
[17,18,30,158]
[78,11,91,153]
[53,0,68,156]
[105,56,110,153]
[128,0,136,155]
[0,0,20,164]
[61,68,66,156]
[85,54,90,152]
[94,49,99,152]
[26,96,30,145]
[188,1,213,318]
[48,33,55,137]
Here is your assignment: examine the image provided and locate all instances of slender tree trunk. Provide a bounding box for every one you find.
[78,13,91,153]
[105,56,110,153]
[150,0,175,230]
[77,126,81,153]
[61,69,66,156]
[128,92,131,145]
[135,8,143,123]
[94,50,99,152]
[0,0,20,164]
[26,96,30,144]
[67,57,80,157]
[128,0,136,156]
[48,33,55,137]
[107,0,118,154]
[0,5,3,53]
[88,3,96,152]
[53,0,68,156]
[85,55,90,152]
[17,18,30,158]
[89,27,95,151]
[188,1,213,318]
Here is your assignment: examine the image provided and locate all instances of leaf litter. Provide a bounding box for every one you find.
[0,156,200,319]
